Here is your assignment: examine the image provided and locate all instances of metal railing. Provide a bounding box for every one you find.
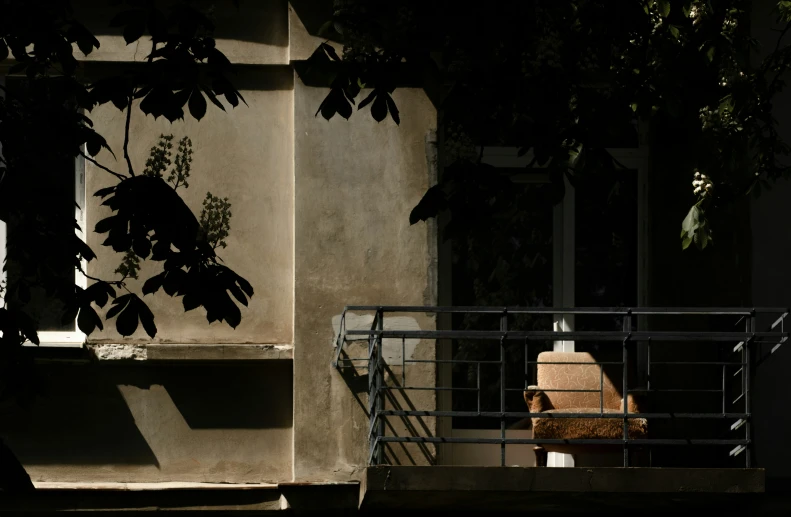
[333,306,789,468]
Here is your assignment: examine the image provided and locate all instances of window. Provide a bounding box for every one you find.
[437,144,649,464]
[0,75,87,347]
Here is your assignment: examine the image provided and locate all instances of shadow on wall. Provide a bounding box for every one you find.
[164,362,293,429]
[0,361,293,466]
[83,63,295,92]
[74,0,289,47]
[336,346,436,466]
[0,365,159,466]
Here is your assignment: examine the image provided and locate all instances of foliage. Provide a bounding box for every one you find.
[307,0,791,251]
[0,0,253,388]
[200,193,232,250]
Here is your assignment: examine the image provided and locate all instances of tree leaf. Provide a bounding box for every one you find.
[385,94,400,125]
[371,93,387,122]
[142,273,166,295]
[106,294,132,319]
[235,274,254,297]
[135,297,157,338]
[77,305,101,335]
[410,185,448,224]
[227,283,248,306]
[657,0,670,18]
[335,89,352,119]
[116,302,139,336]
[681,205,700,234]
[94,215,117,234]
[357,90,377,110]
[188,88,207,120]
[94,186,117,198]
[123,19,147,45]
[321,43,341,61]
[183,293,201,311]
[201,86,226,112]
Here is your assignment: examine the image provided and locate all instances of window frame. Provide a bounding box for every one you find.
[0,74,88,348]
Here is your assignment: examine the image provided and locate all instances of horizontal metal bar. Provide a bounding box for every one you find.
[380,386,479,392]
[344,329,787,341]
[650,361,747,366]
[631,388,724,393]
[405,359,504,365]
[503,388,602,393]
[375,410,749,420]
[375,436,749,446]
[345,305,788,315]
[524,361,626,365]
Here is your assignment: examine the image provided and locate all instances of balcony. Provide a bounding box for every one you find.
[333,306,789,512]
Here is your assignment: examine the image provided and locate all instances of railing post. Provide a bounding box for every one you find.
[376,309,385,465]
[368,311,377,465]
[500,309,508,467]
[647,336,652,467]
[745,309,754,468]
[368,309,385,466]
[623,309,632,467]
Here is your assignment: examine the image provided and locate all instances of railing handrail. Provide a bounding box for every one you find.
[331,305,788,468]
[343,305,790,315]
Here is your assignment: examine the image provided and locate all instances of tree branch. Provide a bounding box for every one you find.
[79,151,126,181]
[764,21,791,74]
[77,263,127,287]
[123,94,135,177]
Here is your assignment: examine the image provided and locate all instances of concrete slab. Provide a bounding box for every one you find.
[361,466,766,513]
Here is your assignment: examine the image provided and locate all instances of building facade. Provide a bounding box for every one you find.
[0,0,790,514]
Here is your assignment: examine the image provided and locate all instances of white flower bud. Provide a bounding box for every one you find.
[693,180,702,186]
[701,174,707,179]
[694,171,701,179]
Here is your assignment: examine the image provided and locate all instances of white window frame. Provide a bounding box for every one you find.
[0,75,88,348]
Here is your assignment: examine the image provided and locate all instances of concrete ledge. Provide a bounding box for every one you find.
[279,482,360,513]
[361,466,766,513]
[34,482,280,491]
[2,483,286,513]
[85,343,294,361]
[147,344,294,361]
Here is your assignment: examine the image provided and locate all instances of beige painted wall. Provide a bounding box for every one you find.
[1,363,293,483]
[84,67,294,345]
[292,80,437,481]
[3,0,443,486]
[73,0,289,65]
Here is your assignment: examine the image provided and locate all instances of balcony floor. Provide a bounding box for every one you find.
[360,466,767,514]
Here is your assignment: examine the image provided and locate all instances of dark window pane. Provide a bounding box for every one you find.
[450,181,555,429]
[574,168,638,359]
[4,76,77,332]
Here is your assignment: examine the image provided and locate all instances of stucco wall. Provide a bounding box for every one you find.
[74,0,289,65]
[1,0,443,486]
[84,67,294,345]
[0,362,293,483]
[292,80,437,480]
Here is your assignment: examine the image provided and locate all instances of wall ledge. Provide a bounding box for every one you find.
[84,343,294,362]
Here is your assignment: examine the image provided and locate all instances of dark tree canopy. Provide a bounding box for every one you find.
[307,0,791,251]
